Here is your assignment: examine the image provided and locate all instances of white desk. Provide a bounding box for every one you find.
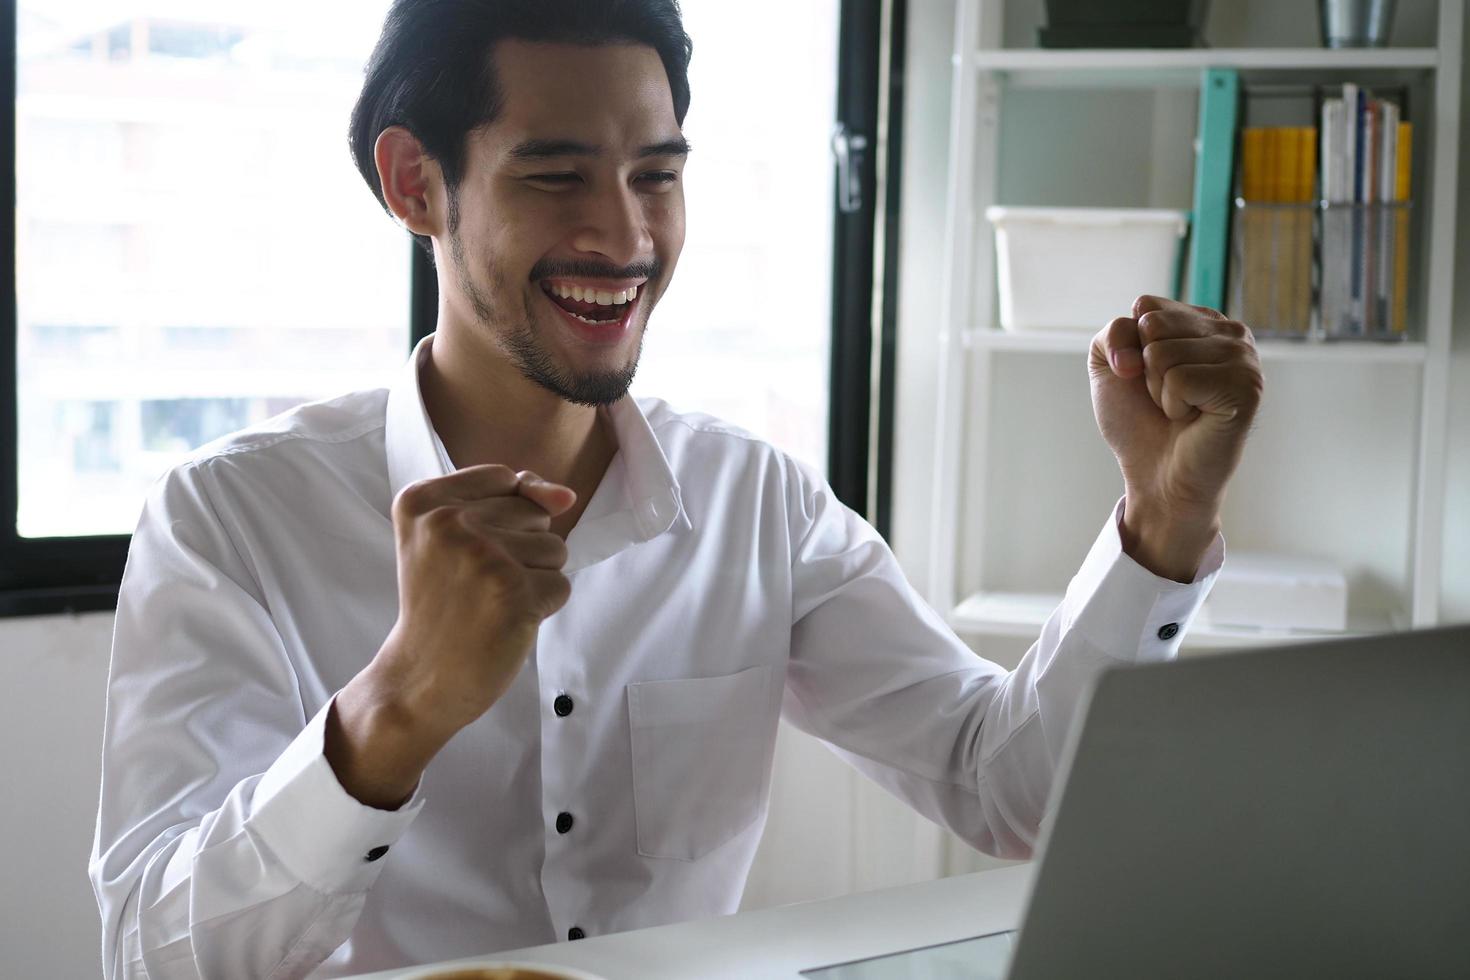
[348,864,1033,980]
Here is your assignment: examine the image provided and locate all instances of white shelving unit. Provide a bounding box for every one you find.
[926,1,1464,651]
[973,47,1440,87]
[963,329,1432,364]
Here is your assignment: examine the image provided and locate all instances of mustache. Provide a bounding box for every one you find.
[527,257,661,282]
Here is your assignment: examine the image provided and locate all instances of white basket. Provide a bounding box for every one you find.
[986,206,1189,331]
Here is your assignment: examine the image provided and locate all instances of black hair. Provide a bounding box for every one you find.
[348,0,692,256]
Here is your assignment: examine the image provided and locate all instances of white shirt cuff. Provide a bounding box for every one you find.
[1061,497,1225,661]
[249,693,426,895]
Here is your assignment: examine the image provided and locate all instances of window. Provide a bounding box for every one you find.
[13,3,410,543]
[2,3,412,612]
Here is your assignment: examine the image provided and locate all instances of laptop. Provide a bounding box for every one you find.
[802,624,1470,979]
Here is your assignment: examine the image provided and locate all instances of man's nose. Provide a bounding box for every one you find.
[570,184,654,267]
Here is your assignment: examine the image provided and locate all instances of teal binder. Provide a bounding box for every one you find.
[1188,68,1240,310]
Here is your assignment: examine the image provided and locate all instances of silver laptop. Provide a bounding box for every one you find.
[803,624,1470,979]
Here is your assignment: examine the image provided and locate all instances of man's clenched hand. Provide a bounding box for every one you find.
[326,464,576,809]
[1089,295,1263,582]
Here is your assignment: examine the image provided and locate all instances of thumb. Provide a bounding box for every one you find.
[515,472,577,517]
[1092,316,1143,380]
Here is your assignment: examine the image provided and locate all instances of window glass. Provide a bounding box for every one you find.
[16,3,408,537]
[629,1,838,475]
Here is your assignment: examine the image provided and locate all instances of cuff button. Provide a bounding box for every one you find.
[1157,622,1180,641]
[365,845,390,862]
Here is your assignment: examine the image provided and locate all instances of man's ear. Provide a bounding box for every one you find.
[374,126,445,238]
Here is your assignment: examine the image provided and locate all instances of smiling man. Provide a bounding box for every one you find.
[89,1,1262,978]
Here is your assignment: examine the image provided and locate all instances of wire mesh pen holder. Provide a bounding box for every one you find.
[1227,199,1412,341]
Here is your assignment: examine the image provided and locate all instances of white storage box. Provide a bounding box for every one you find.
[1200,551,1349,633]
[986,206,1189,331]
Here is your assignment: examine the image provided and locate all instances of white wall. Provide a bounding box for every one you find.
[0,611,113,978]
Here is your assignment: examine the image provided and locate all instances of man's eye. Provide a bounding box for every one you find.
[527,173,580,186]
[638,171,679,186]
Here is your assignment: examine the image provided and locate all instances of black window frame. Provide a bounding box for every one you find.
[1,0,902,618]
[828,0,905,537]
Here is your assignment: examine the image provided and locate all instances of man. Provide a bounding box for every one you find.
[89,1,1262,977]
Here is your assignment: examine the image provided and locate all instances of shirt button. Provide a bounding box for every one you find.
[553,694,574,717]
[568,927,586,941]
[556,812,574,834]
[1157,622,1180,641]
[364,845,390,862]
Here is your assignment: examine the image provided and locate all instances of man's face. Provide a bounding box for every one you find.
[440,40,687,406]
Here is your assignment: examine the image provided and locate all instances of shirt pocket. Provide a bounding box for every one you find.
[626,663,780,862]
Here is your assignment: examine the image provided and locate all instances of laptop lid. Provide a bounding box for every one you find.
[1007,624,1470,980]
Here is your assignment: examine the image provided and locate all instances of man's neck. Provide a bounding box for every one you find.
[419,328,618,536]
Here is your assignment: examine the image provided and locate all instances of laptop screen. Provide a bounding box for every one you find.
[800,930,1014,979]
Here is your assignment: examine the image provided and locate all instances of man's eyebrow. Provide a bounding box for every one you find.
[508,138,601,161]
[506,137,692,161]
[637,137,692,158]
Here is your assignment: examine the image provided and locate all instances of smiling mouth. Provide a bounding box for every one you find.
[539,279,642,324]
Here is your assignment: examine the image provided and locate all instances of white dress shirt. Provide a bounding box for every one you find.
[89,334,1222,979]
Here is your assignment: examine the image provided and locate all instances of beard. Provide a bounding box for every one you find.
[450,233,651,407]
[504,299,644,407]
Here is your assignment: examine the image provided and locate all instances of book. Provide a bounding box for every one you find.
[1319,85,1411,338]
[1189,68,1239,311]
[1378,100,1399,332]
[1294,127,1317,332]
[1393,121,1413,334]
[1278,127,1297,332]
[1233,125,1315,335]
[1358,99,1370,334]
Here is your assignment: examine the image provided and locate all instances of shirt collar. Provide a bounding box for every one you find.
[384,334,689,572]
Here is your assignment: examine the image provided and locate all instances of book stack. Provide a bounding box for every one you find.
[1236,126,1317,335]
[1319,85,1412,338]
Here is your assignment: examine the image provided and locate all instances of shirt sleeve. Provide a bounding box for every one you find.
[780,460,1222,860]
[88,460,425,980]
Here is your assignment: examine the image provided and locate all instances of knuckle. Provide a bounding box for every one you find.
[1222,318,1252,341]
[1137,313,1161,343]
[393,480,433,518]
[480,463,517,481]
[473,461,514,481]
[544,573,573,612]
[423,505,463,535]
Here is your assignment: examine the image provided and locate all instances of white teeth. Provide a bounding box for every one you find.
[544,282,642,306]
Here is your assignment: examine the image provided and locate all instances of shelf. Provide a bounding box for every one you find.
[971,47,1439,88]
[962,328,1429,364]
[950,590,1401,651]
